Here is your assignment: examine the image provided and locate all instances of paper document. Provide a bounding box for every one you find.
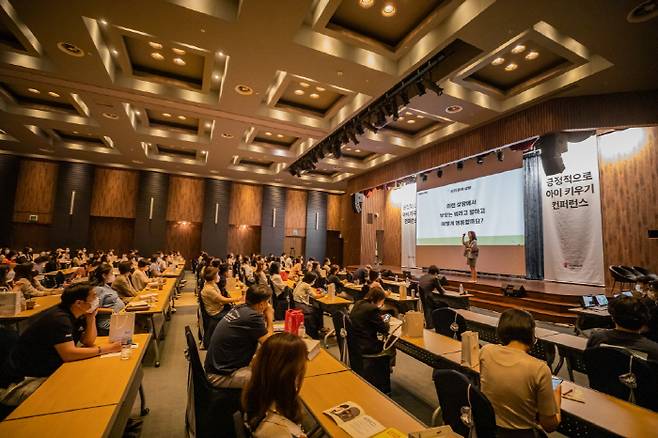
[323,401,385,438]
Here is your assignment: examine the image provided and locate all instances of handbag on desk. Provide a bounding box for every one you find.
[109,312,135,344]
[402,311,424,337]
[284,309,304,334]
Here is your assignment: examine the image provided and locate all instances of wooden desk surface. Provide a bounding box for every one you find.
[456,309,558,339]
[305,349,348,378]
[386,292,419,302]
[543,333,588,351]
[442,290,474,298]
[8,333,150,419]
[43,267,79,277]
[0,294,61,321]
[128,278,176,314]
[301,372,425,437]
[401,329,462,355]
[0,405,116,438]
[569,307,611,317]
[162,266,183,277]
[314,294,351,306]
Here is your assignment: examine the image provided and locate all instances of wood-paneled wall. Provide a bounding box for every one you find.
[340,193,361,266]
[360,189,385,264]
[88,217,135,253]
[327,194,341,231]
[383,190,401,266]
[285,189,307,237]
[228,183,262,226]
[166,221,202,265]
[283,236,305,258]
[90,168,138,218]
[227,225,261,255]
[347,91,658,193]
[167,176,204,222]
[13,160,58,224]
[10,223,52,250]
[600,127,658,286]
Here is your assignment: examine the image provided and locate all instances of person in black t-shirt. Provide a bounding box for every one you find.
[418,265,448,329]
[587,296,658,361]
[205,284,274,388]
[0,282,121,407]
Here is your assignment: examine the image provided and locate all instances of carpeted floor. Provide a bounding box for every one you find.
[131,273,578,437]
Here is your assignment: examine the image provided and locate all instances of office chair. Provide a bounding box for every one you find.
[432,308,467,340]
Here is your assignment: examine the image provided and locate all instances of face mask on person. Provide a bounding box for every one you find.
[87,297,100,313]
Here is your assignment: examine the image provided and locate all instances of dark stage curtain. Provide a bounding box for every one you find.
[523,151,544,280]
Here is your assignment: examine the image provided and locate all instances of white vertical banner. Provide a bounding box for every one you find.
[394,183,417,268]
[541,136,605,285]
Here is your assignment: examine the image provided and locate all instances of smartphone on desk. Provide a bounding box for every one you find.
[552,376,563,390]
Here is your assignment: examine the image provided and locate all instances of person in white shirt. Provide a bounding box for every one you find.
[242,332,308,438]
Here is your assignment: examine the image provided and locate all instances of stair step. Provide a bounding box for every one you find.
[469,297,576,324]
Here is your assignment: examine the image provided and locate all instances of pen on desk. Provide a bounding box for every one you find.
[562,388,573,397]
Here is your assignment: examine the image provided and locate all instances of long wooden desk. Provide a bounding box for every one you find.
[0,294,62,332]
[0,405,117,438]
[300,371,426,437]
[542,332,588,381]
[306,348,348,378]
[342,281,420,313]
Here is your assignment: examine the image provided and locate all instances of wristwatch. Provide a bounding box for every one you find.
[97,346,102,355]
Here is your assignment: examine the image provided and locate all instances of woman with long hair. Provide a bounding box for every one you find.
[462,230,479,282]
[91,263,125,335]
[12,262,61,299]
[241,332,308,437]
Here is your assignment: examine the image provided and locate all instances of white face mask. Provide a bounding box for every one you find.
[87,297,100,313]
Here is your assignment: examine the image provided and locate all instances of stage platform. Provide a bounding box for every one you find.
[346,265,606,324]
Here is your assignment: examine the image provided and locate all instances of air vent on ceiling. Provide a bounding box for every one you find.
[157,145,197,158]
[238,159,273,169]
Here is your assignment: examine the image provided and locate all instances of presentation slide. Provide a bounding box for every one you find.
[416,168,525,246]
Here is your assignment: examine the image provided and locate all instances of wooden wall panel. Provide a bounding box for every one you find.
[285,189,307,237]
[360,189,386,265]
[283,236,305,258]
[13,159,58,224]
[10,223,52,251]
[166,221,202,266]
[227,225,261,255]
[166,175,204,222]
[600,127,658,286]
[383,190,401,266]
[228,183,262,226]
[327,194,341,231]
[88,217,135,253]
[90,168,138,218]
[340,193,361,266]
[347,91,658,193]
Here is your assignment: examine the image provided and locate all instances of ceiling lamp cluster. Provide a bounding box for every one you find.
[288,49,449,177]
[359,0,397,17]
[490,43,540,72]
[293,81,325,99]
[27,88,60,97]
[149,41,188,66]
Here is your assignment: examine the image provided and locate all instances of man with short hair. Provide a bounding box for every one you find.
[0,282,121,406]
[587,296,658,361]
[419,265,447,328]
[353,264,371,284]
[113,261,138,302]
[204,284,274,388]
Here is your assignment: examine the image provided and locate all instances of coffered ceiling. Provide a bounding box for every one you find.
[0,0,656,192]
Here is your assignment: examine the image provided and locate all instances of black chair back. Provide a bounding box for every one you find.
[331,308,352,366]
[233,411,248,438]
[184,326,241,438]
[433,369,497,438]
[432,308,467,340]
[584,345,658,411]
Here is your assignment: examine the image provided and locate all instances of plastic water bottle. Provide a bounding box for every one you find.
[459,283,464,295]
[298,322,306,339]
[394,275,399,282]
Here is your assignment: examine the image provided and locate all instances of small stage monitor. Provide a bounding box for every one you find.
[594,294,608,307]
[580,295,596,308]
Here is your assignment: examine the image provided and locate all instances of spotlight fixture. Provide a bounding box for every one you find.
[399,88,410,105]
[525,51,539,60]
[151,52,164,61]
[420,173,428,182]
[415,80,426,96]
[436,168,443,178]
[511,44,526,54]
[346,128,359,145]
[491,57,505,66]
[385,98,399,120]
[476,155,485,164]
[457,161,464,170]
[497,150,504,161]
[375,108,387,128]
[381,2,397,17]
[111,49,119,56]
[422,74,444,96]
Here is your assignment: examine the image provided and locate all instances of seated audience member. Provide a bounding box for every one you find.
[12,263,61,299]
[326,264,343,295]
[242,333,308,437]
[33,255,50,274]
[350,286,390,355]
[255,261,268,286]
[360,270,386,302]
[112,261,138,303]
[91,263,125,336]
[149,256,161,277]
[204,284,274,388]
[269,262,286,298]
[480,309,560,436]
[0,283,121,406]
[352,264,371,284]
[418,265,447,327]
[242,258,255,285]
[201,266,242,320]
[587,296,658,361]
[131,259,155,291]
[290,258,302,280]
[292,272,325,339]
[311,262,327,290]
[0,265,10,291]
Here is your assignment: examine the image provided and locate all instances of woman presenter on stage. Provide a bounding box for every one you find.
[462,231,479,282]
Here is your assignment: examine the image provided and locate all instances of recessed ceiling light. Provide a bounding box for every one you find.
[151,52,164,61]
[381,2,397,17]
[345,147,351,151]
[221,133,234,139]
[200,28,206,33]
[102,112,119,119]
[217,51,224,56]
[310,93,319,99]
[405,112,412,116]
[407,119,416,124]
[265,131,272,136]
[505,63,518,71]
[359,0,375,8]
[39,148,54,153]
[57,41,85,57]
[398,117,405,121]
[294,89,305,96]
[149,42,163,49]
[173,57,186,66]
[205,121,212,128]
[28,88,40,94]
[132,160,143,164]
[235,84,254,95]
[337,71,344,76]
[491,57,505,66]
[210,169,218,174]
[276,134,284,138]
[48,91,61,98]
[177,115,186,120]
[99,18,108,26]
[445,105,463,114]
[315,86,325,92]
[134,110,141,116]
[162,113,172,117]
[299,82,310,88]
[72,130,79,134]
[172,48,186,55]
[355,149,361,153]
[525,51,539,60]
[511,44,526,54]
[417,115,424,119]
[111,49,119,56]
[213,73,220,80]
